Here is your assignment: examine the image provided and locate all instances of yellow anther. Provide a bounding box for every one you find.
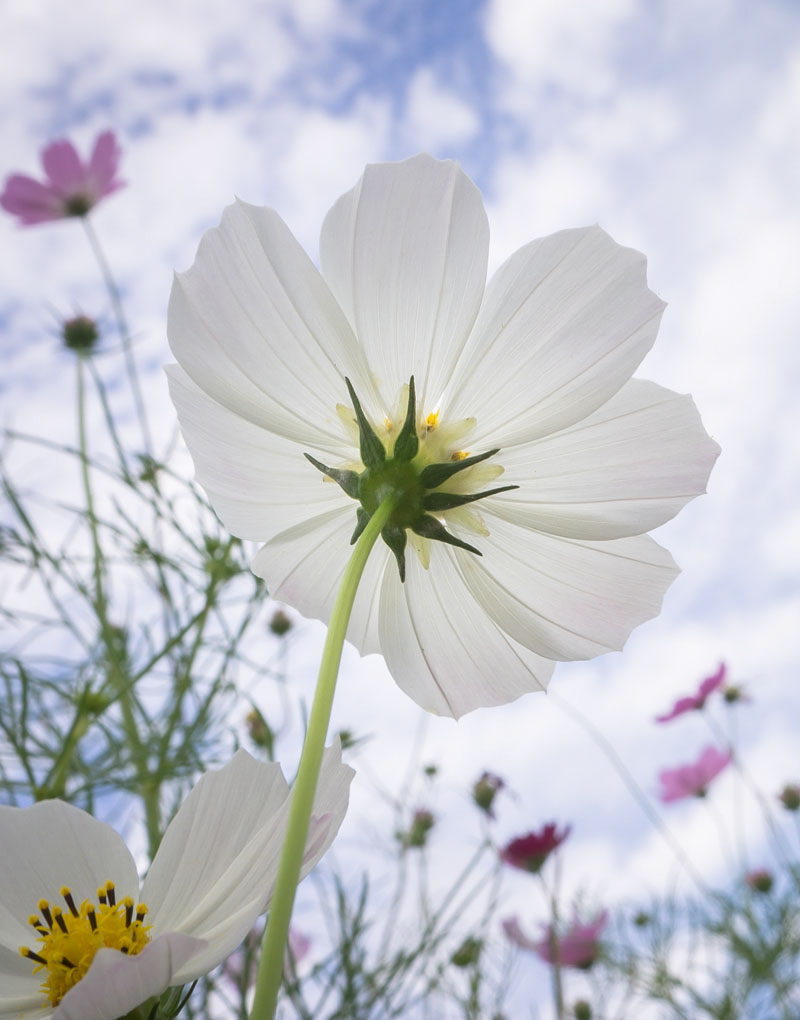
[451,450,469,461]
[21,882,151,1007]
[425,411,439,430]
[384,416,393,431]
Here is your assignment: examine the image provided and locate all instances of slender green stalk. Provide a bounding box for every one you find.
[76,357,161,853]
[82,216,153,454]
[250,494,397,1020]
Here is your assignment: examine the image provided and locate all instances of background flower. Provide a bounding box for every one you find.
[166,155,719,719]
[503,911,608,969]
[1,131,124,226]
[500,823,571,873]
[0,745,352,1019]
[658,745,732,803]
[655,662,727,722]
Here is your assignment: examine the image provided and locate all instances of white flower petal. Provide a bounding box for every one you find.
[463,515,679,660]
[444,226,665,447]
[379,545,554,718]
[0,801,139,954]
[168,199,376,447]
[51,933,204,1020]
[143,747,352,983]
[320,154,489,412]
[491,379,721,539]
[166,365,352,542]
[252,508,391,656]
[0,944,47,1018]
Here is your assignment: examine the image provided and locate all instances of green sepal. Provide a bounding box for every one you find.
[350,507,371,545]
[423,484,519,512]
[419,448,500,489]
[411,514,482,556]
[345,377,386,470]
[381,524,408,582]
[392,375,419,462]
[304,453,361,499]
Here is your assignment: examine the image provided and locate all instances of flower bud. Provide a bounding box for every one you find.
[745,868,773,893]
[573,1001,592,1020]
[472,771,504,816]
[269,609,293,636]
[398,808,435,848]
[451,936,482,968]
[62,314,99,354]
[246,708,274,753]
[778,783,800,811]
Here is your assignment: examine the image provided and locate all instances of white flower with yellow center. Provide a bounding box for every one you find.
[166,154,719,719]
[0,746,352,1019]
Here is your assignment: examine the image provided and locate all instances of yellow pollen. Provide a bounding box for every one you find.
[19,882,151,1007]
[451,450,469,461]
[425,411,439,431]
[384,416,393,431]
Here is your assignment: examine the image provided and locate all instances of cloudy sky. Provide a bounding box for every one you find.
[2,0,799,1014]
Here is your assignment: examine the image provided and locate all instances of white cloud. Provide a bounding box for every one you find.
[401,67,481,151]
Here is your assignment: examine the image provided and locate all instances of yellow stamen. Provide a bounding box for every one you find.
[451,450,469,461]
[425,410,439,431]
[19,881,151,1007]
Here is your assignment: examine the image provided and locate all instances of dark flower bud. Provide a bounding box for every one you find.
[246,708,274,754]
[62,314,99,354]
[451,936,482,968]
[399,808,435,848]
[574,1001,592,1020]
[472,771,504,816]
[269,609,293,636]
[745,868,773,893]
[778,784,800,811]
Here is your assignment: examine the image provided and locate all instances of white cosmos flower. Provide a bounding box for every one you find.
[166,154,719,719]
[0,745,352,1019]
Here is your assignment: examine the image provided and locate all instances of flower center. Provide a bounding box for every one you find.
[306,376,517,580]
[20,881,151,1006]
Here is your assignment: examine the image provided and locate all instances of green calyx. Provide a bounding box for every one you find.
[305,376,517,582]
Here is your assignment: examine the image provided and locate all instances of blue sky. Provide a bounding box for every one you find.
[2,0,800,1014]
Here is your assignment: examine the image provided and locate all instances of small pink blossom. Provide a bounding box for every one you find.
[501,822,571,873]
[655,662,727,723]
[1,130,124,226]
[503,911,607,969]
[658,745,732,802]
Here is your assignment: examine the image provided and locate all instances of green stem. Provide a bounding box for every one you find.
[82,216,153,455]
[249,494,397,1020]
[77,358,161,854]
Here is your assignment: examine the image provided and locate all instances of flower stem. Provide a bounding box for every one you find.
[249,494,398,1020]
[82,216,153,455]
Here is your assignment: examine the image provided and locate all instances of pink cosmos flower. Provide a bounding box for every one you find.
[503,911,608,969]
[500,822,571,873]
[658,745,732,802]
[655,662,727,722]
[1,130,124,226]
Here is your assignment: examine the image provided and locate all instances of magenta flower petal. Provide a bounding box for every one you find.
[655,661,727,723]
[88,130,125,194]
[658,744,732,802]
[42,138,85,194]
[0,173,66,224]
[697,662,727,701]
[1,130,124,227]
[504,911,608,969]
[501,822,571,873]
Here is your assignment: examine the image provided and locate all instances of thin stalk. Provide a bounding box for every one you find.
[549,690,707,893]
[82,216,152,454]
[249,494,397,1020]
[77,358,160,853]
